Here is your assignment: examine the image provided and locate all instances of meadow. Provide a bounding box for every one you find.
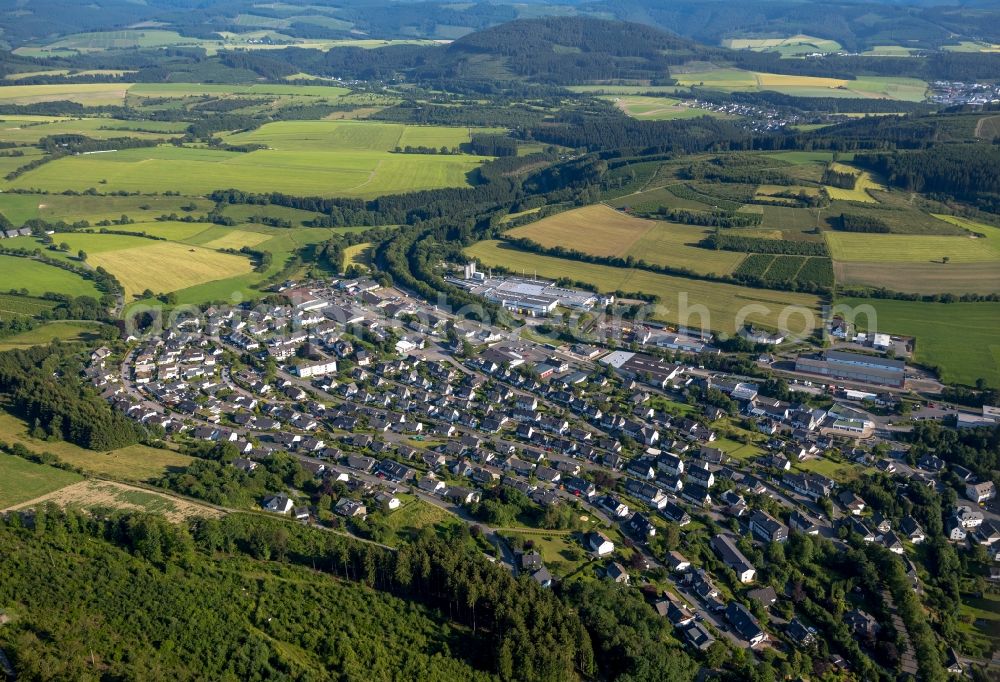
[603,96,722,121]
[825,231,999,263]
[835,262,1000,295]
[836,298,1000,387]
[465,240,821,334]
[0,412,193,482]
[722,34,843,57]
[506,204,745,275]
[0,116,184,144]
[0,193,214,225]
[0,83,132,106]
[0,293,57,317]
[0,321,107,351]
[6,137,489,198]
[672,68,927,101]
[823,162,885,202]
[36,230,255,300]
[0,453,82,508]
[0,255,101,298]
[221,119,497,152]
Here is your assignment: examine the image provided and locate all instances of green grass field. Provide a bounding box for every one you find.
[0,193,214,225]
[0,321,107,351]
[221,119,496,152]
[0,412,193,482]
[0,83,132,106]
[837,298,1000,387]
[6,139,488,198]
[0,453,82,508]
[825,231,999,263]
[673,67,927,101]
[0,116,183,144]
[723,34,842,57]
[466,239,821,334]
[603,96,722,121]
[0,255,101,298]
[0,293,57,317]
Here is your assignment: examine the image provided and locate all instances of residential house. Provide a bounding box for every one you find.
[726,601,767,647]
[749,510,788,543]
[585,531,615,557]
[711,534,756,583]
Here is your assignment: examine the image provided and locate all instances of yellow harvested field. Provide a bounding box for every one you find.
[88,241,253,299]
[9,479,223,522]
[824,163,884,202]
[201,229,273,250]
[835,261,1000,295]
[344,242,373,270]
[0,83,131,106]
[506,204,745,275]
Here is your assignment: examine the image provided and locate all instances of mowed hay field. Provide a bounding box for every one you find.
[89,241,253,300]
[831,215,1000,294]
[835,261,1000,295]
[38,230,254,300]
[506,204,745,275]
[604,96,719,121]
[0,413,193,482]
[6,139,488,198]
[673,68,926,101]
[0,83,131,105]
[0,193,214,225]
[466,240,820,334]
[823,163,885,202]
[9,479,222,522]
[0,453,82,508]
[837,298,1000,388]
[0,321,106,351]
[825,230,1000,263]
[0,255,101,298]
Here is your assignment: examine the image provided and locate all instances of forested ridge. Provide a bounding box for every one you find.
[0,509,683,682]
[0,344,143,450]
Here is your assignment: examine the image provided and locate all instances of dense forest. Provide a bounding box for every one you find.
[0,508,704,682]
[0,344,143,450]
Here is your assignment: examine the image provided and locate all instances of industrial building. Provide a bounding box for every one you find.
[795,349,905,388]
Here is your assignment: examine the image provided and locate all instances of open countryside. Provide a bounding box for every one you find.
[506,204,746,275]
[5,141,490,197]
[0,4,998,682]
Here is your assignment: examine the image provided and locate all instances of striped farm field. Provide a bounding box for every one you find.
[465,240,820,334]
[0,83,131,106]
[506,204,745,275]
[835,261,1000,295]
[5,139,489,198]
[825,230,1000,263]
[200,230,274,250]
[88,241,253,300]
[673,68,926,101]
[605,96,723,121]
